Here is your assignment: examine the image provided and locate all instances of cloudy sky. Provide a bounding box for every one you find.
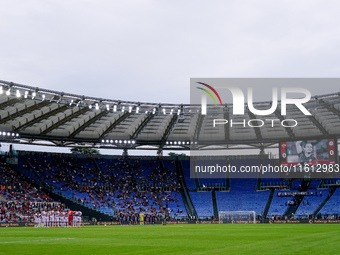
[1,0,340,106]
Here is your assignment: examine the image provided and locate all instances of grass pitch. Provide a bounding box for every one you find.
[0,224,339,255]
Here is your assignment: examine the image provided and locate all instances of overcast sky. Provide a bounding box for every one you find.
[1,0,340,106]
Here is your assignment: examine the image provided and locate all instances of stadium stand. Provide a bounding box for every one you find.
[17,153,187,220]
[0,150,339,223]
[216,179,270,216]
[189,191,213,218]
[0,160,63,222]
[10,152,340,221]
[319,188,340,216]
[267,189,297,217]
[295,188,329,217]
[181,159,196,191]
[0,80,339,224]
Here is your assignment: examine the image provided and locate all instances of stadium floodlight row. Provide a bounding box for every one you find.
[0,80,339,151]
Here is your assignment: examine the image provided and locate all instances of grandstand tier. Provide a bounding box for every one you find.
[1,152,339,224]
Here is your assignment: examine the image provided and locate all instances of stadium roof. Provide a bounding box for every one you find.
[0,80,339,151]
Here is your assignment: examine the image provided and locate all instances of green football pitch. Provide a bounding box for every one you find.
[0,224,339,255]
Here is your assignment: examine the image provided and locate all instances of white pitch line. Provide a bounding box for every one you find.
[0,237,76,244]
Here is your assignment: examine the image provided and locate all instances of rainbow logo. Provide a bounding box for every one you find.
[196,82,223,106]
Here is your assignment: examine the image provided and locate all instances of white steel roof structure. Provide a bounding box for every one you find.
[0,80,339,151]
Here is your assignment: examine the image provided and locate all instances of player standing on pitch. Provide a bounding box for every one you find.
[139,212,145,226]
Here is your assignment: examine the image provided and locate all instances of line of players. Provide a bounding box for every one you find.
[34,210,82,228]
[117,212,158,225]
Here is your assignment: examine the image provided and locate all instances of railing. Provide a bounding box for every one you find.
[321,179,340,188]
[198,183,228,191]
[259,182,289,190]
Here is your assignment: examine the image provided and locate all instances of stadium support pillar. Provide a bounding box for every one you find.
[157,149,163,157]
[263,188,275,219]
[225,157,230,190]
[212,190,219,219]
[175,159,198,220]
[122,149,128,157]
[256,146,265,190]
[191,157,200,190]
[92,158,101,172]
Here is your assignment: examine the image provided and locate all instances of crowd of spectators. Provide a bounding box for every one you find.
[21,153,187,219]
[0,161,64,222]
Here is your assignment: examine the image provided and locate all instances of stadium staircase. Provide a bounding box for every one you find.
[20,155,49,189]
[211,190,219,219]
[175,159,198,219]
[91,157,101,174]
[262,188,275,219]
[313,186,338,216]
[225,158,230,191]
[284,179,311,217]
[156,196,165,208]
[18,155,112,221]
[256,158,265,190]
[156,160,167,208]
[159,159,168,184]
[194,172,200,190]
[190,157,201,190]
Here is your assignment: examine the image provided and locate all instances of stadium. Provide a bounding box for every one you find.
[2,1,340,255]
[0,77,340,254]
